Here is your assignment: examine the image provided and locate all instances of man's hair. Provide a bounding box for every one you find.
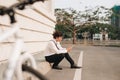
[53,31,63,39]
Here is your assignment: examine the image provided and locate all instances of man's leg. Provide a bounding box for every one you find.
[64,53,74,66]
[52,54,64,67]
[64,53,81,69]
[45,54,64,70]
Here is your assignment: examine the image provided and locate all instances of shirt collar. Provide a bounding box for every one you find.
[53,39,60,44]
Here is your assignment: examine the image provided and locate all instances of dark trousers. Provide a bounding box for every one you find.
[45,53,74,67]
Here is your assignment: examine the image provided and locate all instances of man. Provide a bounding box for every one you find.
[44,31,81,70]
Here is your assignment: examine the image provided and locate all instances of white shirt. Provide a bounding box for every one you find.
[44,39,67,56]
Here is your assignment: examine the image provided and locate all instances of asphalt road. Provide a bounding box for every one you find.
[81,46,120,80]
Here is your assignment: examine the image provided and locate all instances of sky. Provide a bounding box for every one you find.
[54,0,120,11]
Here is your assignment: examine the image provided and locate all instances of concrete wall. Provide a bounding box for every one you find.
[0,0,56,63]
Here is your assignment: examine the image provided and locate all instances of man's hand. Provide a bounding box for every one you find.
[67,46,72,52]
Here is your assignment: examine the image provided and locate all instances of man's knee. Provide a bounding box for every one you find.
[58,53,65,59]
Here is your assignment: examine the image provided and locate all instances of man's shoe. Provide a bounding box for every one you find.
[52,66,62,70]
[71,65,82,69]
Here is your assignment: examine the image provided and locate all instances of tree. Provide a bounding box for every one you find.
[77,6,112,39]
[55,6,112,43]
[55,8,83,44]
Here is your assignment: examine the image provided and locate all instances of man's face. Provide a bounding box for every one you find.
[56,37,63,42]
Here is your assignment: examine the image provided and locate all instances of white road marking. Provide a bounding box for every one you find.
[73,51,84,80]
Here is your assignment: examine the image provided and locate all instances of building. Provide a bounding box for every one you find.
[0,0,56,65]
[93,33,108,41]
[111,5,120,40]
[111,5,120,28]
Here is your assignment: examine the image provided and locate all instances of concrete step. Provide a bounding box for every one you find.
[34,52,52,74]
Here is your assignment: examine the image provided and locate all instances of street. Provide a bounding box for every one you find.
[81,46,120,80]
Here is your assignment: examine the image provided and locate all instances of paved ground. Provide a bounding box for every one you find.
[81,45,120,80]
[0,43,120,80]
[46,44,120,80]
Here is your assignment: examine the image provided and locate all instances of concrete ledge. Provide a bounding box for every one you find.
[33,51,52,74]
[37,61,51,74]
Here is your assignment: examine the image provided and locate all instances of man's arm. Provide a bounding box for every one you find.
[49,41,67,54]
